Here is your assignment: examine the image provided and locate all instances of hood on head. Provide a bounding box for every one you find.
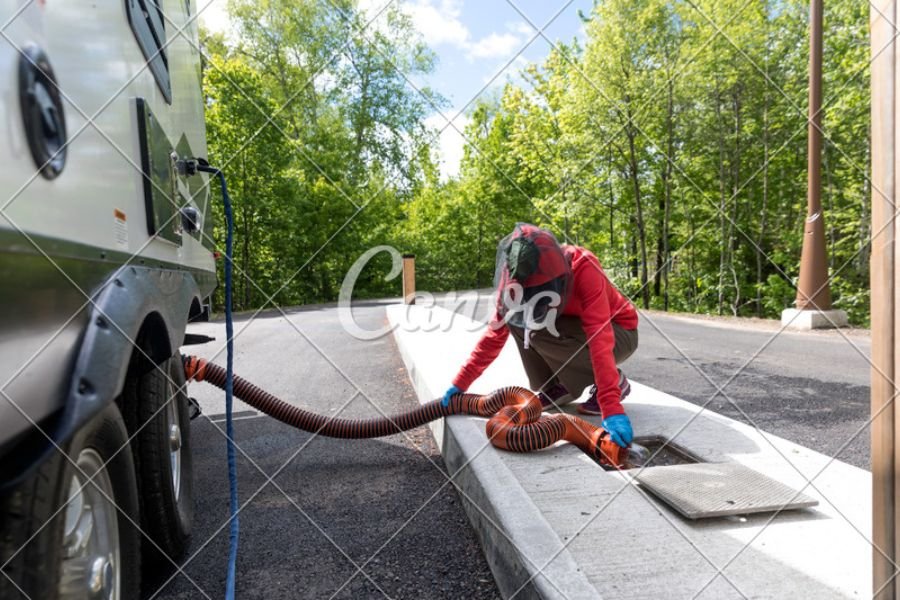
[493,223,572,328]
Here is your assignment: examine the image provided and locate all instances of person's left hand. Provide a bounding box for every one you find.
[602,414,633,448]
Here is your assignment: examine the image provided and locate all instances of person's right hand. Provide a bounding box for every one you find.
[442,385,463,407]
[602,414,633,448]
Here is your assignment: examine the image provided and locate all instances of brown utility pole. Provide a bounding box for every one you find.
[795,0,832,311]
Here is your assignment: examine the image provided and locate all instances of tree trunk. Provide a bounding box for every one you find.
[627,122,649,309]
[685,191,696,310]
[824,149,836,270]
[729,89,742,316]
[757,81,770,317]
[662,75,675,311]
[608,152,616,249]
[715,87,727,315]
[654,202,663,298]
[858,146,871,273]
[630,214,639,280]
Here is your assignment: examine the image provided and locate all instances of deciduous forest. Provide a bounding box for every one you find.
[203,0,870,324]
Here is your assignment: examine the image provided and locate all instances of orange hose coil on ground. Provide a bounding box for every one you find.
[183,355,626,468]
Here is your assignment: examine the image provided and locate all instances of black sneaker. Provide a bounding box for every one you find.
[577,369,630,416]
[538,382,569,409]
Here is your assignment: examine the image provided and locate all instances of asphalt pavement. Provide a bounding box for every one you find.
[628,310,871,469]
[151,302,500,600]
[152,296,871,599]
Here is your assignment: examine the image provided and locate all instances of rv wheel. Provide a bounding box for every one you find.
[0,403,141,599]
[124,355,194,569]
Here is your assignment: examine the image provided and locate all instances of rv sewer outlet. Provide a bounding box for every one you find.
[625,436,703,469]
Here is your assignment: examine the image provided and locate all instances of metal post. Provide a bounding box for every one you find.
[796,0,832,311]
[783,0,847,330]
[871,0,898,596]
[402,254,416,305]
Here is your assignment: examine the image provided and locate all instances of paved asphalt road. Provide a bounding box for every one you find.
[151,302,499,600]
[629,310,871,469]
[153,297,870,599]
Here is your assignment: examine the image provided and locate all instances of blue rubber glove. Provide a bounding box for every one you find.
[602,414,633,448]
[442,385,463,407]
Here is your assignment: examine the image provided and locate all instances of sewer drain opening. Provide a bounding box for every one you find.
[625,436,703,469]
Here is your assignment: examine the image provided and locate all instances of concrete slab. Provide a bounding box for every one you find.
[781,307,850,330]
[388,303,872,599]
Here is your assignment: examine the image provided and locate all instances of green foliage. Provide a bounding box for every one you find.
[202,1,437,309]
[203,0,871,326]
[402,0,870,325]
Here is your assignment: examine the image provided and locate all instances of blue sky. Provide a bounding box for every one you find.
[201,0,593,178]
[383,0,593,178]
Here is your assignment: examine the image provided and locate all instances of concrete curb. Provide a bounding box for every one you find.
[393,306,599,599]
[387,303,870,599]
[438,418,599,600]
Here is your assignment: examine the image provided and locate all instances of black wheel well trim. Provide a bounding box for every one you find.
[130,311,175,373]
[188,296,209,322]
[0,265,203,490]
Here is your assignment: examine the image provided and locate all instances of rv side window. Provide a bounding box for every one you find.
[125,0,172,103]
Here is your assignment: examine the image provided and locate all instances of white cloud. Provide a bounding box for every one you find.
[425,111,470,180]
[358,0,472,52]
[407,0,470,47]
[198,0,230,34]
[467,32,521,59]
[509,21,535,38]
[356,0,383,14]
[361,1,529,63]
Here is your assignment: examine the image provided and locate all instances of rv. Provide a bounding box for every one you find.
[0,1,215,597]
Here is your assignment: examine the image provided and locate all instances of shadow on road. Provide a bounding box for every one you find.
[148,416,499,599]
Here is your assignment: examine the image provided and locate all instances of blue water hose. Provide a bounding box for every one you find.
[198,164,238,599]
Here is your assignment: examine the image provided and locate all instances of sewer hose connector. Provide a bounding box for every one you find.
[183,355,631,469]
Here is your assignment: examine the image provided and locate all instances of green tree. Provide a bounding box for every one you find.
[203,0,440,307]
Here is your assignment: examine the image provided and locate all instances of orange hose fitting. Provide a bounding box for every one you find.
[182,355,628,469]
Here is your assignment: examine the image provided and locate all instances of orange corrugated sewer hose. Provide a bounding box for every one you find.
[182,355,630,469]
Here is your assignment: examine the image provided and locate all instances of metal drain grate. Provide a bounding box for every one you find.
[634,462,818,519]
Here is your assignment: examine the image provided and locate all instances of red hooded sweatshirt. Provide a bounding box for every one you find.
[452,245,638,417]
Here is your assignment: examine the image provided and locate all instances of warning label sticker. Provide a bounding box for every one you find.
[114,209,128,249]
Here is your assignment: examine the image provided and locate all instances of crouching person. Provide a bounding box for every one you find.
[442,223,638,448]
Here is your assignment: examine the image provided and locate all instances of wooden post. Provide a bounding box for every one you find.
[402,254,416,305]
[870,0,898,596]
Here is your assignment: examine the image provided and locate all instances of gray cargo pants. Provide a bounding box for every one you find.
[508,316,638,404]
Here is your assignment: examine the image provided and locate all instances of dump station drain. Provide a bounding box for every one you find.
[622,437,818,520]
[626,436,702,468]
